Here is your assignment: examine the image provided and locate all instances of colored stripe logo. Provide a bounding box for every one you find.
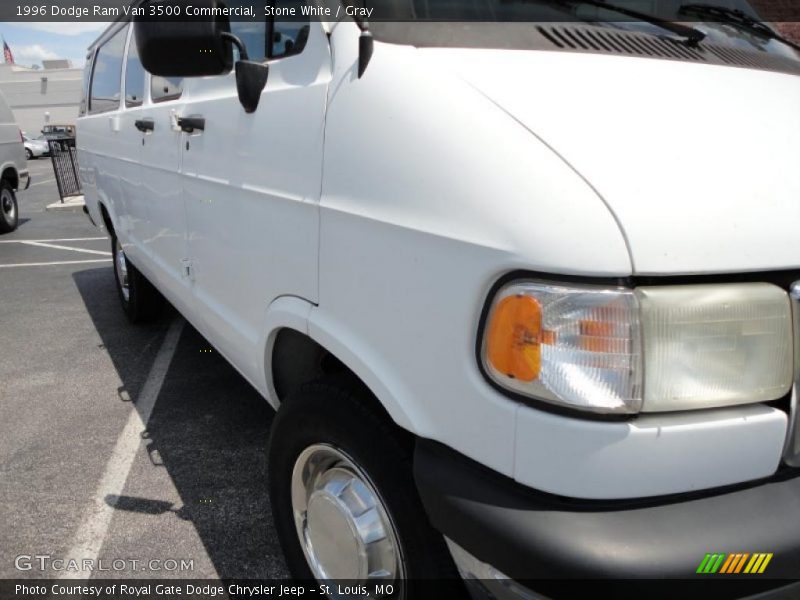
[696,553,773,574]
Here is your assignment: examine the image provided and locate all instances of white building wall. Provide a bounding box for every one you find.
[0,64,82,135]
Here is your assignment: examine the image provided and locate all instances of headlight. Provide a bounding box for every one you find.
[481,280,793,414]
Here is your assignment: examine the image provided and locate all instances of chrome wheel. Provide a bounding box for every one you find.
[114,238,130,302]
[1,188,15,222]
[291,443,405,585]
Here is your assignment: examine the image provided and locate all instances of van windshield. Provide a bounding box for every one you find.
[365,0,799,59]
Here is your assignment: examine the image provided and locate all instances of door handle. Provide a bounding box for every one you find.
[134,118,155,132]
[177,116,205,134]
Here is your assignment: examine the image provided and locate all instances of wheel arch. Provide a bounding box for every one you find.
[263,296,426,436]
[0,163,18,190]
[97,201,115,236]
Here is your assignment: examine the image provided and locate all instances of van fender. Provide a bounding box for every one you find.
[0,161,18,188]
[96,199,118,237]
[259,295,314,410]
[306,307,426,435]
[261,297,426,435]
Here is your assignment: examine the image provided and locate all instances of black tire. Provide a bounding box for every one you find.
[268,375,462,598]
[111,235,163,323]
[25,148,33,160]
[0,180,19,233]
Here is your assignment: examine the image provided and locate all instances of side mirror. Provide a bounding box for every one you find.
[135,0,269,113]
[134,0,233,77]
[234,60,269,114]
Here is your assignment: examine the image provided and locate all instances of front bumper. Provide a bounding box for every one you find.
[414,439,800,593]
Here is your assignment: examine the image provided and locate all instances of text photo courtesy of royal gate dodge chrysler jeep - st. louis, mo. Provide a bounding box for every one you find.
[2,1,800,600]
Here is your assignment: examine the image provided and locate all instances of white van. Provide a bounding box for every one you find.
[78,0,800,595]
[0,91,29,233]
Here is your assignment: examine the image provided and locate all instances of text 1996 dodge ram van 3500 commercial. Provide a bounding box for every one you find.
[78,0,800,596]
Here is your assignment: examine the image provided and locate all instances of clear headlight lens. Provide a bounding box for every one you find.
[639,284,793,411]
[482,281,793,414]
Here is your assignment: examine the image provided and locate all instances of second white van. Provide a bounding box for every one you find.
[0,90,29,233]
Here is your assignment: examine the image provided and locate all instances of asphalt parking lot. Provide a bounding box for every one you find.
[0,158,289,580]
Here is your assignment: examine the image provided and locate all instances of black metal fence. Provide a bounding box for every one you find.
[48,138,82,202]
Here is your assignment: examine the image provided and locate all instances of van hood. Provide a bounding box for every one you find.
[423,49,800,275]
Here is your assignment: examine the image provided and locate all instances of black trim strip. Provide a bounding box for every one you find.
[414,438,800,581]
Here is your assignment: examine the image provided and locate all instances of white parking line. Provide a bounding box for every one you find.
[20,240,111,256]
[60,318,185,579]
[0,237,106,244]
[28,178,56,187]
[0,259,111,268]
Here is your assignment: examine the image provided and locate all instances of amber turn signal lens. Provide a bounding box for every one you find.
[482,281,643,413]
[485,295,554,382]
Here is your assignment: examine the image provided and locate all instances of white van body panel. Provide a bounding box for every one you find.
[424,49,800,275]
[0,88,30,210]
[79,22,130,251]
[516,403,788,499]
[0,90,29,190]
[318,28,634,476]
[323,38,633,279]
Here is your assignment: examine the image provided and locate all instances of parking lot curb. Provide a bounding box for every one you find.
[46,195,85,212]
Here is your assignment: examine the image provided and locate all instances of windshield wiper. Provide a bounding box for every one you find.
[678,3,800,52]
[505,0,707,46]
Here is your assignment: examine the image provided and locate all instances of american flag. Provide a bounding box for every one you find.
[3,38,13,64]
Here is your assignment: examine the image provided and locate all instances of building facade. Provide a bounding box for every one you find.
[0,61,82,136]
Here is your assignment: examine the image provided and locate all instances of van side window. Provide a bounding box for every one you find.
[151,76,183,103]
[89,26,127,114]
[269,0,310,59]
[124,33,145,107]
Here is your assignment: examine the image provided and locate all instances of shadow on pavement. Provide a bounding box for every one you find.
[73,266,288,578]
